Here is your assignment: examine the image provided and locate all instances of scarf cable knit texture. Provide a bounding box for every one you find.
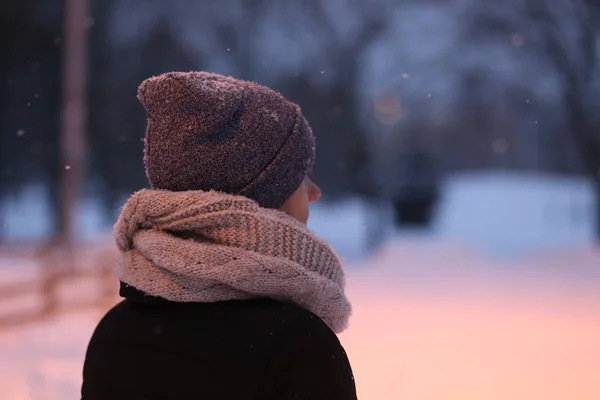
[114,189,351,333]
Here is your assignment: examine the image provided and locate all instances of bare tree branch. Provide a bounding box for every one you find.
[524,0,600,180]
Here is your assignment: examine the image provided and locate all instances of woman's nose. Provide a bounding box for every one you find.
[307,177,322,202]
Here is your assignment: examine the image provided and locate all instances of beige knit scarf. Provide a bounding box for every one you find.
[114,189,351,333]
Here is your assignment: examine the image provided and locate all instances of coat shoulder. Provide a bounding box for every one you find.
[82,298,356,399]
[259,304,357,399]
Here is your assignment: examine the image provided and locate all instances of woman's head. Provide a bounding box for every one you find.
[138,71,319,223]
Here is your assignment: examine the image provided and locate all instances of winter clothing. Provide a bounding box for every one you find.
[82,284,357,400]
[139,71,316,210]
[82,71,357,400]
[115,188,351,333]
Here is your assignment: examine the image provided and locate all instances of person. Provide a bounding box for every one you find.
[81,71,357,399]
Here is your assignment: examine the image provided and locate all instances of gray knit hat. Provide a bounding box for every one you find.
[137,71,316,209]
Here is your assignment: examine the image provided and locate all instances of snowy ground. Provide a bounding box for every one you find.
[0,239,599,400]
[1,172,599,399]
[343,245,600,400]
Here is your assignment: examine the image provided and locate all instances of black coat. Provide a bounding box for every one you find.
[82,283,357,399]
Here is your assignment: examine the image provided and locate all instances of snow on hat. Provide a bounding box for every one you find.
[137,71,316,209]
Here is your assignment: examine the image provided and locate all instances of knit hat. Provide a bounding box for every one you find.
[137,71,316,209]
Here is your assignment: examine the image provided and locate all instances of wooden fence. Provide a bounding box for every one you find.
[0,242,119,330]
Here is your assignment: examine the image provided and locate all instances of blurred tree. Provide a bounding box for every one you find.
[209,0,269,80]
[57,0,89,253]
[267,0,392,248]
[88,1,199,218]
[461,0,600,237]
[441,70,536,172]
[0,0,63,240]
[275,0,388,199]
[525,0,600,237]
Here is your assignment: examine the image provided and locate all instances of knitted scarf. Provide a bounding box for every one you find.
[114,189,351,333]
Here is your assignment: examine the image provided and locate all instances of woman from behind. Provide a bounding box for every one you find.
[81,71,356,400]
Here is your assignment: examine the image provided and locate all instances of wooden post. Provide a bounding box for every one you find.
[58,0,88,266]
[596,181,600,240]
